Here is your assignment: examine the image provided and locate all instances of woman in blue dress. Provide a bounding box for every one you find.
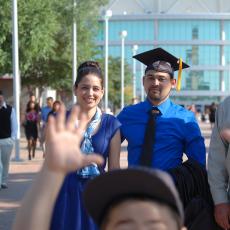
[50,61,121,230]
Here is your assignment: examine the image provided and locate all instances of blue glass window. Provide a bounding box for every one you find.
[158,20,220,40]
[224,21,230,40]
[108,20,154,41]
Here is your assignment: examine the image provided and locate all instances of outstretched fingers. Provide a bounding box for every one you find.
[74,112,87,139]
[46,116,56,142]
[56,103,66,132]
[66,105,79,131]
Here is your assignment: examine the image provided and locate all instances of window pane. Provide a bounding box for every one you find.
[158,20,220,40]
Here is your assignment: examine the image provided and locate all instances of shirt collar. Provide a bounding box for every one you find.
[0,102,7,109]
[144,98,171,115]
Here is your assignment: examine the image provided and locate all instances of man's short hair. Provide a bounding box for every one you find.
[46,97,53,101]
[83,167,184,228]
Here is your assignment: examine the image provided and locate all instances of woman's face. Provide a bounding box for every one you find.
[29,102,36,109]
[53,103,60,112]
[74,74,104,110]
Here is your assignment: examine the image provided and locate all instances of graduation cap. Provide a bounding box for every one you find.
[83,167,184,227]
[133,48,190,91]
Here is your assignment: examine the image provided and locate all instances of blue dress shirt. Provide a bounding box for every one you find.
[117,99,206,170]
[41,106,52,123]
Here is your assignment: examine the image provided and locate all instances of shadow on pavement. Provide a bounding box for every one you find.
[0,172,37,230]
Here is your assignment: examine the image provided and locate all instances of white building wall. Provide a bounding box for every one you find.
[102,0,230,15]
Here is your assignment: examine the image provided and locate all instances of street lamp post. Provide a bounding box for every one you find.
[12,0,20,161]
[141,63,145,101]
[72,0,77,104]
[120,30,127,109]
[132,45,138,99]
[104,9,112,112]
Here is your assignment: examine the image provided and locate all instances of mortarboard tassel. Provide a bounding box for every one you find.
[176,58,183,91]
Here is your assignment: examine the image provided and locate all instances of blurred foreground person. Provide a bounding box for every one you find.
[84,167,186,230]
[208,96,230,230]
[13,104,186,230]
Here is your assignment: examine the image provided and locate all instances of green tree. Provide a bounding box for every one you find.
[0,0,59,75]
[98,56,132,112]
[0,0,108,92]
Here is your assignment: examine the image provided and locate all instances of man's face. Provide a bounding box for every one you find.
[30,95,36,102]
[143,70,176,105]
[47,99,53,108]
[103,200,179,230]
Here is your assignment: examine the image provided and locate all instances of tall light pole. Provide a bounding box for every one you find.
[72,0,77,104]
[120,30,127,109]
[104,9,112,112]
[132,45,138,99]
[12,0,20,161]
[141,63,145,101]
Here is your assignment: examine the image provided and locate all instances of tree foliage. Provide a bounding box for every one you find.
[0,0,108,91]
[98,56,132,112]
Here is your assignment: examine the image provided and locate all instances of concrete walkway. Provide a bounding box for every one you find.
[0,137,43,230]
[0,122,212,230]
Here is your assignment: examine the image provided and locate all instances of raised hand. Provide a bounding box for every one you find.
[44,104,103,173]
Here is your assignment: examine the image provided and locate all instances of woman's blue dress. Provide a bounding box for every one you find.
[50,114,121,230]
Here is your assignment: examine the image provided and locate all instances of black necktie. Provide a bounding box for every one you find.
[139,108,160,167]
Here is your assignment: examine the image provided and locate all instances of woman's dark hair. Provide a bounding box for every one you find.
[52,100,61,111]
[26,101,36,113]
[74,61,103,88]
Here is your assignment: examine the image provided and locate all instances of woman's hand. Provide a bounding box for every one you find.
[44,104,103,174]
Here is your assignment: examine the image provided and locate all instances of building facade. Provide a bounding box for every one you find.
[98,0,230,106]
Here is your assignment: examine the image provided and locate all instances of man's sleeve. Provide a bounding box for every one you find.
[116,108,126,143]
[208,103,229,204]
[184,114,206,166]
[11,107,18,141]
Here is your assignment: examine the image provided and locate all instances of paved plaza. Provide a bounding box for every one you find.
[0,121,212,230]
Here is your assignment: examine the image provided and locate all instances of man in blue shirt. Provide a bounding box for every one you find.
[40,97,53,154]
[117,48,206,171]
[41,97,54,123]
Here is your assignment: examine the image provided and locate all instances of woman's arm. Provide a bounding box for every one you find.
[13,105,103,230]
[108,129,121,170]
